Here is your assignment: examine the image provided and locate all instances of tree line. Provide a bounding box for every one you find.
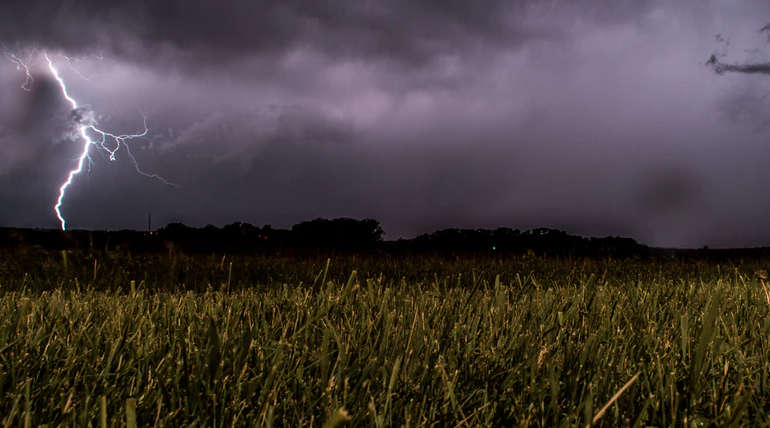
[0,217,662,257]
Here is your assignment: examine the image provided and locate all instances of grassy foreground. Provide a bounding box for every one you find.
[1,250,770,426]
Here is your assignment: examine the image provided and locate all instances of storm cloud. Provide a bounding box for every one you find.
[3,0,770,247]
[0,1,547,66]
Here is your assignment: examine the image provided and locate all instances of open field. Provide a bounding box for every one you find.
[1,248,770,426]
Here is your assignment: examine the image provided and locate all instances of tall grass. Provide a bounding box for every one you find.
[0,249,769,425]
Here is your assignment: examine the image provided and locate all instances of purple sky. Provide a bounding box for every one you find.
[2,1,770,247]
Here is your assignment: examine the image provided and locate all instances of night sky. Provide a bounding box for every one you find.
[2,1,770,248]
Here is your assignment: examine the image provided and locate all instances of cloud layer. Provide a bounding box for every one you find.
[3,0,770,247]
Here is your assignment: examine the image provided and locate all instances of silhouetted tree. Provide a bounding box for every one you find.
[158,222,194,240]
[291,218,383,249]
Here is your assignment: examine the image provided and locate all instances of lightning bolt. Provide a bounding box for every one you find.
[5,52,33,91]
[41,53,174,230]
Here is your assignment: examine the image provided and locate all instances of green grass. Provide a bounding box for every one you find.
[0,248,769,425]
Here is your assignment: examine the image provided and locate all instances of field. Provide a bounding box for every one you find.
[1,247,769,426]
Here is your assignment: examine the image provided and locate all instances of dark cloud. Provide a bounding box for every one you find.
[633,166,704,216]
[0,0,551,69]
[707,54,770,75]
[706,21,770,75]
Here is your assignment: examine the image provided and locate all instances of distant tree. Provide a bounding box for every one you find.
[291,218,383,248]
[223,222,259,237]
[158,222,193,239]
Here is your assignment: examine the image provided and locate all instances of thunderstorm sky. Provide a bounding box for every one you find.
[2,1,770,247]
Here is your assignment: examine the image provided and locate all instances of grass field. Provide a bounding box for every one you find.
[0,248,769,426]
